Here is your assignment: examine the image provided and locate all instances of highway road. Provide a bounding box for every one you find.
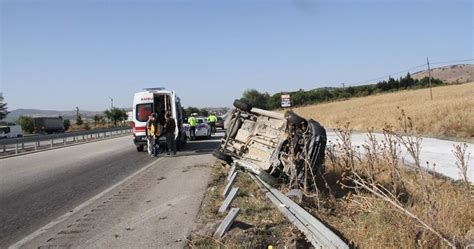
[0,133,221,248]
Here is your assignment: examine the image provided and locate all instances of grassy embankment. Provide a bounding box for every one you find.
[308,122,473,247]
[187,162,309,248]
[292,82,474,139]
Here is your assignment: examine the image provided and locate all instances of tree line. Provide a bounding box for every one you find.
[0,105,129,133]
[240,74,444,110]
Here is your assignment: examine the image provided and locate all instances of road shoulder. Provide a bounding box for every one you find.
[15,154,214,249]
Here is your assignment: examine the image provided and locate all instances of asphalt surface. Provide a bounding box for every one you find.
[0,133,221,248]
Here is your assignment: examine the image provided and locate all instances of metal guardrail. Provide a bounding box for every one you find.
[249,172,349,249]
[0,127,132,155]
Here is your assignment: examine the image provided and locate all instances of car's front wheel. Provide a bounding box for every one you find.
[233,99,252,112]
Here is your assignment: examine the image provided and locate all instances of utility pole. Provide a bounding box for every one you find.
[427,57,433,100]
[341,83,345,90]
[108,96,114,109]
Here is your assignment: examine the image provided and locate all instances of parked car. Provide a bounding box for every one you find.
[185,117,212,139]
[216,116,225,130]
[0,125,23,139]
[213,99,327,189]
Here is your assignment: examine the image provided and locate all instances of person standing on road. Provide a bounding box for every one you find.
[146,113,161,157]
[207,112,218,135]
[188,113,198,141]
[164,112,177,156]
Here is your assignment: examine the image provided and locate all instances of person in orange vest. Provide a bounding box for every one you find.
[146,113,161,157]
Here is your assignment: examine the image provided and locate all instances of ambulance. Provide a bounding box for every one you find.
[132,88,186,152]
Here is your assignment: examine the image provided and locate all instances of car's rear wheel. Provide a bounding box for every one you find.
[233,99,252,112]
[136,145,144,152]
[285,111,308,126]
[213,149,233,164]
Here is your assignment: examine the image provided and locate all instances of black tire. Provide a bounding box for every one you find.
[213,149,233,164]
[136,145,144,152]
[285,111,308,126]
[233,99,252,112]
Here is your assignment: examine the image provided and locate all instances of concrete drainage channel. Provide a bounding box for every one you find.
[213,162,349,249]
[0,127,131,158]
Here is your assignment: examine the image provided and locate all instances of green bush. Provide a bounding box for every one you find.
[16,116,34,133]
[63,119,71,131]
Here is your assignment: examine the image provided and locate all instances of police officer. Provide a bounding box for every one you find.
[188,113,198,141]
[207,112,218,134]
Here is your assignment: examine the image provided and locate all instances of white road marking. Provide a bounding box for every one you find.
[9,157,164,249]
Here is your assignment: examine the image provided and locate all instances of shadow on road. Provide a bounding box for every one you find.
[137,133,224,158]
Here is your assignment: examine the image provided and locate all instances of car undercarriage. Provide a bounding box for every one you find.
[213,99,327,191]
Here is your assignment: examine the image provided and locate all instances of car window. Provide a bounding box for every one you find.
[136,103,153,122]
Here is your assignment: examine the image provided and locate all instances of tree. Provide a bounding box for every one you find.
[200,109,209,117]
[241,89,270,109]
[104,107,127,126]
[76,107,83,126]
[184,107,201,117]
[0,96,9,121]
[16,116,34,133]
[63,119,71,131]
[76,114,84,126]
[93,114,105,127]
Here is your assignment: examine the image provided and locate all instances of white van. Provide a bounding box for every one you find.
[132,87,186,152]
[0,125,23,139]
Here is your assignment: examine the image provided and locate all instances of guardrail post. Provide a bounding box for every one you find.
[22,142,25,150]
[35,139,38,150]
[3,144,6,153]
[51,139,54,148]
[15,142,19,154]
[63,137,66,145]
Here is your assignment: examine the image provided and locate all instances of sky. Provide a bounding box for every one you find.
[0,0,472,111]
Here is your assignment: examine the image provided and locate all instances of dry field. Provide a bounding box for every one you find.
[308,124,473,248]
[292,82,474,139]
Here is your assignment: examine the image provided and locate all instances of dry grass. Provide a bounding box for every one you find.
[187,162,308,248]
[292,82,474,139]
[309,121,473,248]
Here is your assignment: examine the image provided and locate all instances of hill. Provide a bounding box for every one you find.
[293,82,474,139]
[412,64,473,83]
[4,109,107,122]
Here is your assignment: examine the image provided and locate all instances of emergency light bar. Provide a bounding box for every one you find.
[143,87,165,91]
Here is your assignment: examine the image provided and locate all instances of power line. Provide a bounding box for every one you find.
[353,63,426,86]
[351,58,473,87]
[430,58,474,65]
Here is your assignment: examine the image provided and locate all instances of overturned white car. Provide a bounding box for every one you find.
[213,99,327,189]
